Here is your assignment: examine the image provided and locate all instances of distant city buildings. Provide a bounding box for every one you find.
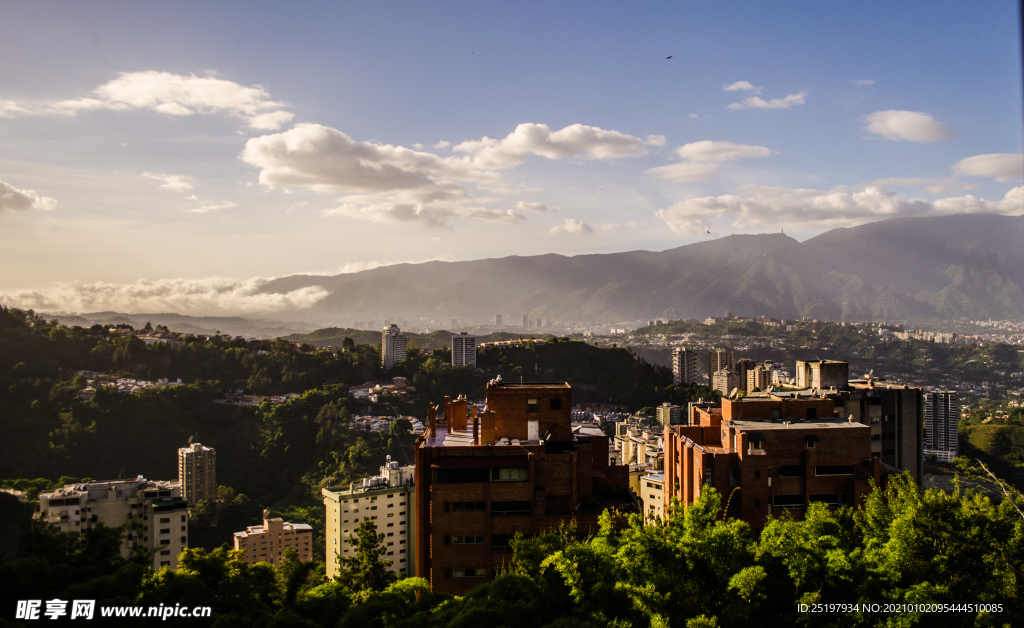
[924,391,959,463]
[178,441,216,505]
[322,459,416,579]
[708,349,734,376]
[382,324,408,370]
[796,360,849,390]
[233,509,313,566]
[38,477,188,570]
[452,332,477,368]
[672,347,699,385]
[712,368,739,396]
[522,314,528,329]
[640,470,665,521]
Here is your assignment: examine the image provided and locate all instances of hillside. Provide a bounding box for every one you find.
[259,213,1024,324]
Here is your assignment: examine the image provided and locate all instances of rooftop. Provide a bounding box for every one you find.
[729,418,866,431]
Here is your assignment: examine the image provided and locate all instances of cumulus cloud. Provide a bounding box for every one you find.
[3,70,294,130]
[189,200,238,214]
[243,121,656,227]
[728,92,806,110]
[516,201,550,213]
[655,185,1023,234]
[952,153,1023,183]
[0,277,328,316]
[723,81,760,92]
[0,179,58,213]
[142,172,193,192]
[851,79,876,86]
[863,110,954,142]
[452,123,665,170]
[646,140,775,183]
[599,221,642,230]
[550,219,594,235]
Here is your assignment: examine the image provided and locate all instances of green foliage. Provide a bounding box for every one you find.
[336,517,399,594]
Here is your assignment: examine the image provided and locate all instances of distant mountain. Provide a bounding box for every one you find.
[260,213,1024,323]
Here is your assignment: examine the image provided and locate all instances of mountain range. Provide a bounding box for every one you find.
[257,213,1024,324]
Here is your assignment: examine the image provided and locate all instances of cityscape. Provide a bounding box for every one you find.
[1,1,1023,625]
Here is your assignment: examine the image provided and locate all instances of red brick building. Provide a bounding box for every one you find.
[414,382,631,594]
[664,393,878,528]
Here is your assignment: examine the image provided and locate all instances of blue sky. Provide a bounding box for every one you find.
[0,1,1021,315]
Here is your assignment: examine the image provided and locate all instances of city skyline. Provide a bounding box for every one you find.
[1,1,1021,316]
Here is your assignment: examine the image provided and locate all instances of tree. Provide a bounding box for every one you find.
[337,517,398,593]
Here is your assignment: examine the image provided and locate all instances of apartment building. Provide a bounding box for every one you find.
[795,359,849,390]
[664,394,878,528]
[414,382,632,594]
[382,324,408,370]
[322,459,416,579]
[924,391,959,463]
[656,402,681,427]
[38,477,188,570]
[452,332,477,368]
[672,347,699,385]
[708,349,734,376]
[178,441,216,504]
[713,368,739,396]
[640,470,665,521]
[233,510,313,566]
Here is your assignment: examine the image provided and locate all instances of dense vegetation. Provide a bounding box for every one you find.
[2,472,1020,627]
[0,306,711,562]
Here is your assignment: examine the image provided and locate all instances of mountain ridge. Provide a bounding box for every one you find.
[257,213,1024,323]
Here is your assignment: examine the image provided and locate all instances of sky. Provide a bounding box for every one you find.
[1,1,1022,316]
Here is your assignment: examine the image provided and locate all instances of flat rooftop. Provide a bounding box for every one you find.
[424,424,543,448]
[486,381,571,389]
[729,418,866,431]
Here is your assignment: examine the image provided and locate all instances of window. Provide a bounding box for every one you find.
[453,535,485,544]
[490,467,528,482]
[491,534,514,551]
[754,499,761,508]
[160,549,171,556]
[159,517,170,524]
[754,470,760,480]
[772,495,804,509]
[387,494,394,498]
[810,494,847,506]
[778,465,805,477]
[160,561,170,567]
[527,398,539,412]
[549,398,562,410]
[452,501,485,511]
[806,408,817,420]
[491,501,531,516]
[160,528,170,534]
[434,468,489,483]
[453,568,485,578]
[815,465,856,476]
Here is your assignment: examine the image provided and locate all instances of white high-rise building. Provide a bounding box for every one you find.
[672,348,699,385]
[452,332,477,368]
[178,441,216,505]
[322,459,415,579]
[382,324,408,370]
[38,477,189,570]
[925,391,959,462]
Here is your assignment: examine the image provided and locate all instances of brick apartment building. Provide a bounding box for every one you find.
[233,509,313,566]
[664,394,878,528]
[414,382,632,595]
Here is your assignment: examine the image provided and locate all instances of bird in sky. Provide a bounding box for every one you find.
[706,230,711,234]
[665,55,673,59]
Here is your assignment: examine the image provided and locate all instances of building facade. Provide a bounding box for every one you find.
[414,382,632,594]
[664,394,878,529]
[708,350,734,377]
[924,391,959,463]
[452,332,477,368]
[672,347,699,385]
[178,441,216,504]
[233,510,314,566]
[382,324,408,370]
[322,460,416,579]
[640,470,665,521]
[712,368,739,396]
[38,477,188,570]
[795,360,849,390]
[656,402,682,427]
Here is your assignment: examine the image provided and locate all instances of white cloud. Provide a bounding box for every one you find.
[728,92,806,110]
[863,110,954,142]
[453,123,664,170]
[516,201,550,213]
[331,255,456,274]
[656,185,1023,234]
[323,196,524,228]
[952,153,1023,183]
[433,140,451,149]
[189,200,237,214]
[550,219,594,235]
[646,140,775,183]
[4,70,294,130]
[142,172,194,192]
[0,179,58,213]
[0,277,329,316]
[723,81,760,92]
[851,79,876,86]
[687,113,698,118]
